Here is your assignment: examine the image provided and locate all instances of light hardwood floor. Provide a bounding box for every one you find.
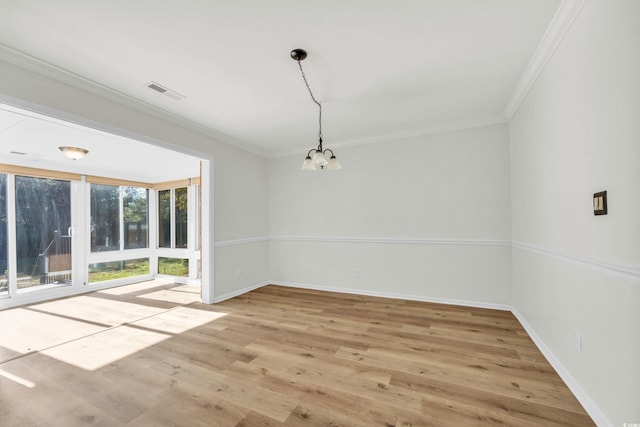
[0,281,594,426]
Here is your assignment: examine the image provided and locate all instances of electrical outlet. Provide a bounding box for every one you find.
[354,269,361,279]
[235,270,241,279]
[574,332,582,353]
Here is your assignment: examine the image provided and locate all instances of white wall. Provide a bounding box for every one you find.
[269,124,512,306]
[0,58,270,302]
[510,0,640,424]
[3,2,638,422]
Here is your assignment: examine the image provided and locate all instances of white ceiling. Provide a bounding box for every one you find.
[0,0,562,160]
[0,104,201,183]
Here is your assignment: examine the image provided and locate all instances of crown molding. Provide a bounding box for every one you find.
[503,0,587,119]
[0,44,270,158]
[271,114,508,158]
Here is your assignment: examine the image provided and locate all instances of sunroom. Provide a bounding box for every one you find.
[0,104,205,309]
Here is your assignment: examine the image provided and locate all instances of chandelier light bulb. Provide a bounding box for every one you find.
[301,155,317,170]
[327,155,342,170]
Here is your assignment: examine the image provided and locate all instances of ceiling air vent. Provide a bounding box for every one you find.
[145,81,186,100]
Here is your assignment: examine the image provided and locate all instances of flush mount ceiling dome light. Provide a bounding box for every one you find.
[58,146,89,160]
[291,48,342,171]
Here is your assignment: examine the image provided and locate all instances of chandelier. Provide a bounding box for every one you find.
[290,49,342,171]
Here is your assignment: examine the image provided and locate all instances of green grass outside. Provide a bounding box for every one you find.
[89,258,150,283]
[2,257,189,286]
[158,257,189,277]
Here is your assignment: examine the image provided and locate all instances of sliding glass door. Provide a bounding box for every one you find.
[15,176,72,291]
[0,168,201,306]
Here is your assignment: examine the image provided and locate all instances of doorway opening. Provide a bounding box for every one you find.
[0,103,211,309]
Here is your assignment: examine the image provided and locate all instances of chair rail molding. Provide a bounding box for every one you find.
[512,240,640,282]
[269,235,511,246]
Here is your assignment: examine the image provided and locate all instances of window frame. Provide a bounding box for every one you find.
[87,182,154,285]
[154,183,200,283]
[0,162,205,308]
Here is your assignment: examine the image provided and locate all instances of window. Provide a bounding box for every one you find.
[158,257,188,277]
[91,184,149,252]
[124,187,149,249]
[158,189,171,248]
[15,176,72,290]
[89,258,150,283]
[158,187,188,249]
[90,184,120,252]
[87,184,150,285]
[175,187,188,248]
[0,104,205,309]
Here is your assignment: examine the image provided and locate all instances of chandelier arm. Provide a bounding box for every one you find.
[297,60,322,139]
[323,148,334,157]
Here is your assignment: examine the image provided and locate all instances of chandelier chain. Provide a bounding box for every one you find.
[297,60,322,139]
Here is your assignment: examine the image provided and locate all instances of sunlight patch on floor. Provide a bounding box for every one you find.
[0,368,35,388]
[34,295,167,326]
[96,279,175,295]
[41,325,170,371]
[0,308,105,356]
[138,287,202,305]
[0,280,220,371]
[131,306,227,334]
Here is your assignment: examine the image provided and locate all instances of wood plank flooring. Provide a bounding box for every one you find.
[0,282,594,426]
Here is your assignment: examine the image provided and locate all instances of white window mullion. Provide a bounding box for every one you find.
[85,181,93,284]
[6,174,17,296]
[119,186,125,251]
[201,160,211,303]
[149,189,158,276]
[187,184,198,283]
[170,188,176,249]
[71,177,87,287]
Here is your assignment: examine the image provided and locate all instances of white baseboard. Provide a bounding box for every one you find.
[212,281,270,303]
[269,280,511,311]
[210,280,511,311]
[511,308,611,427]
